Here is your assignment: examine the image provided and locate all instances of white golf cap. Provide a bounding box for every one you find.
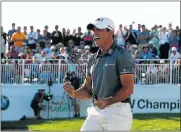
[87,17,115,31]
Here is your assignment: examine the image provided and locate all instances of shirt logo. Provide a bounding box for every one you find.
[121,68,130,74]
[104,64,115,66]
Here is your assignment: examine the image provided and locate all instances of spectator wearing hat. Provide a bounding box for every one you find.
[11,26,26,52]
[27,26,38,50]
[137,25,150,52]
[7,23,17,49]
[169,47,180,64]
[51,25,63,45]
[31,89,49,120]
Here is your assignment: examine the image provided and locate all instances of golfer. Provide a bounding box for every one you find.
[63,17,135,131]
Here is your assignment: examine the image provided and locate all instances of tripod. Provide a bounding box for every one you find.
[56,91,73,119]
[47,79,53,120]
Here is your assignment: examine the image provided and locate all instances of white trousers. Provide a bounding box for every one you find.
[80,102,133,131]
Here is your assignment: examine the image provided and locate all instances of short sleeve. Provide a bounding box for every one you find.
[86,56,94,77]
[117,52,135,75]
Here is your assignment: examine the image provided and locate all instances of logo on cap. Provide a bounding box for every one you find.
[96,18,104,22]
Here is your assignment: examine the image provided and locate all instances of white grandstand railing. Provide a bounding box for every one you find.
[1,59,180,85]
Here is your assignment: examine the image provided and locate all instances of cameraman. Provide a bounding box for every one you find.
[30,89,48,120]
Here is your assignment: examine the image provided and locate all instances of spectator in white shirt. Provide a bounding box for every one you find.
[115,24,128,47]
[59,47,69,62]
[27,26,38,50]
[169,47,180,64]
[158,27,170,59]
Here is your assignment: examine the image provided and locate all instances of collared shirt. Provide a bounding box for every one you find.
[27,32,38,44]
[86,42,135,100]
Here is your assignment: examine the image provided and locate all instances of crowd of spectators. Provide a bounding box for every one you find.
[1,22,180,84]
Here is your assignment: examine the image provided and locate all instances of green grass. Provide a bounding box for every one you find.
[1,113,180,131]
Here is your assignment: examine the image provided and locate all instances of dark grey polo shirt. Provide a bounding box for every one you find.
[86,42,135,101]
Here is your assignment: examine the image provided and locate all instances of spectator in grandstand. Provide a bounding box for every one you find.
[24,48,33,64]
[34,47,43,63]
[43,42,51,54]
[157,60,170,83]
[115,24,127,47]
[158,27,170,59]
[46,45,58,59]
[79,41,85,50]
[126,25,138,45]
[11,26,26,52]
[148,41,158,58]
[39,58,53,83]
[133,23,141,36]
[72,29,76,36]
[137,25,150,52]
[169,47,180,64]
[7,23,16,49]
[83,29,93,46]
[1,26,7,59]
[23,26,27,35]
[149,25,159,54]
[140,45,153,59]
[67,39,75,53]
[62,28,67,45]
[56,42,64,50]
[51,25,62,45]
[145,61,158,84]
[125,43,132,53]
[43,26,52,44]
[66,29,74,41]
[27,26,38,50]
[157,25,162,32]
[168,30,180,53]
[74,27,83,46]
[30,56,39,82]
[7,45,19,59]
[59,47,69,61]
[37,29,45,49]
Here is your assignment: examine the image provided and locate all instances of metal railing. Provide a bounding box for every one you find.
[1,59,180,85]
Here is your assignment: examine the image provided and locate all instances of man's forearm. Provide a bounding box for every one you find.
[74,86,92,100]
[108,86,133,105]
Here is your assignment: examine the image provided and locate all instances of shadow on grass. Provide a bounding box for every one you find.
[1,113,180,130]
[1,117,85,131]
[133,113,180,122]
